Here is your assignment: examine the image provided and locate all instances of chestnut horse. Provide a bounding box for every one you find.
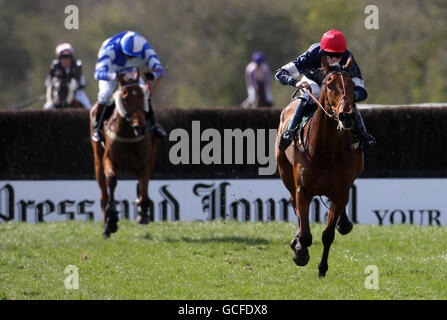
[275,56,363,277]
[253,81,272,107]
[90,70,158,238]
[241,81,272,108]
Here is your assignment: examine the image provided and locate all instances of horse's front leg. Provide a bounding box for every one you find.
[291,186,313,267]
[136,137,158,224]
[102,157,119,238]
[92,150,108,221]
[90,118,108,224]
[318,198,348,277]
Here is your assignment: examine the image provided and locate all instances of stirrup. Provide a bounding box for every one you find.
[360,133,375,153]
[151,123,167,138]
[279,128,297,152]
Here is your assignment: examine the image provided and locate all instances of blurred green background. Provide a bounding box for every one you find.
[1,0,446,110]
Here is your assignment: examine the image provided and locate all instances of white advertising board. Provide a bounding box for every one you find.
[0,179,445,226]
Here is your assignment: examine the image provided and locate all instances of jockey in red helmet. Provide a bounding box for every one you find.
[275,29,375,152]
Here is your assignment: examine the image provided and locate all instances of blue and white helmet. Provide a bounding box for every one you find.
[120,31,146,57]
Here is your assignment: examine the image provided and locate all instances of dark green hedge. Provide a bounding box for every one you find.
[1,106,446,180]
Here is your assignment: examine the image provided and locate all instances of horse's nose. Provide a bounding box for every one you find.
[134,125,147,136]
[339,112,348,122]
[338,112,354,129]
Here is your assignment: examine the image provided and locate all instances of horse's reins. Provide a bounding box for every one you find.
[145,68,163,96]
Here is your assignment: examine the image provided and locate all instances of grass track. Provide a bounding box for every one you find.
[0,221,446,300]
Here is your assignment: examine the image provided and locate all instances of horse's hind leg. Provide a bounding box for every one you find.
[336,208,353,235]
[102,158,119,238]
[318,200,347,277]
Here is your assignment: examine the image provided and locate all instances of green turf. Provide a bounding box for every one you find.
[0,220,446,300]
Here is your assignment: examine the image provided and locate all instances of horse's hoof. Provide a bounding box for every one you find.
[337,220,353,235]
[104,219,118,235]
[318,264,328,277]
[104,210,119,234]
[318,262,328,277]
[293,249,310,266]
[104,221,118,233]
[136,214,150,225]
[108,223,118,234]
[290,238,298,251]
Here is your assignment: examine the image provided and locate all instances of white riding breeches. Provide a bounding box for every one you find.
[43,89,92,109]
[297,75,321,102]
[97,79,118,105]
[75,90,91,109]
[97,77,147,105]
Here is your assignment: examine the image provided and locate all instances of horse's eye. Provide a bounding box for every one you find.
[327,83,335,91]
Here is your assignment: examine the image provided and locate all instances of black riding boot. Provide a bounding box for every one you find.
[279,98,308,152]
[92,103,107,142]
[147,99,167,138]
[353,106,376,152]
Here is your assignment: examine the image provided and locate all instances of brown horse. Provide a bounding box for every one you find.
[90,70,158,238]
[241,81,272,108]
[275,56,363,277]
[254,81,273,108]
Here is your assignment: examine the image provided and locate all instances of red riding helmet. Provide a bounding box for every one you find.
[320,29,347,53]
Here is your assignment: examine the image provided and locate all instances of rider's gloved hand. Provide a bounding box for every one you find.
[296,81,312,94]
[144,72,155,81]
[354,87,368,102]
[287,77,298,87]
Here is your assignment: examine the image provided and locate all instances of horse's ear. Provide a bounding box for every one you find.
[343,55,354,71]
[321,55,330,74]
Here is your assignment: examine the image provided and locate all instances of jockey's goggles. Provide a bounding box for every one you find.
[322,51,344,58]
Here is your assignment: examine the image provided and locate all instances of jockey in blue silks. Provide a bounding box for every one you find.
[91,31,166,142]
[275,29,375,152]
